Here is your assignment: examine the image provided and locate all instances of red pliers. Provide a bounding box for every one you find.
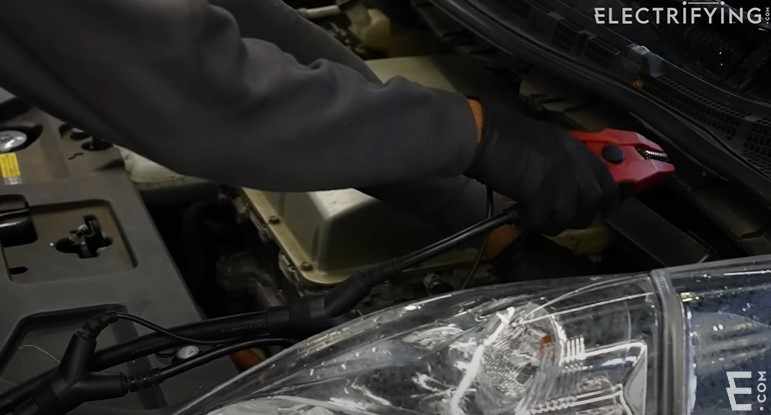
[570,128,675,192]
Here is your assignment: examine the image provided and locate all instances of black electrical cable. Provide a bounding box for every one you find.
[126,337,295,391]
[322,207,519,316]
[111,312,230,346]
[90,207,517,366]
[8,311,294,415]
[101,209,518,368]
[149,338,293,382]
[367,208,517,276]
[461,186,494,289]
[0,310,277,413]
[94,309,278,370]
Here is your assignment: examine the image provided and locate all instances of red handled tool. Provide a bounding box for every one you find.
[570,128,675,192]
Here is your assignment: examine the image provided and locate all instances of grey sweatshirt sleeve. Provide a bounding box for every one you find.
[209,0,498,231]
[211,0,380,83]
[0,0,477,191]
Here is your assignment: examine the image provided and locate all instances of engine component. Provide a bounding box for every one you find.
[346,3,392,51]
[0,106,234,413]
[241,189,476,287]
[53,215,112,259]
[1,207,519,413]
[297,4,342,20]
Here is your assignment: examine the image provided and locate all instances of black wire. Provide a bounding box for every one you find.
[377,208,516,274]
[112,313,229,346]
[461,186,494,289]
[95,310,272,370]
[0,310,278,413]
[155,338,294,380]
[130,338,296,389]
[323,207,519,316]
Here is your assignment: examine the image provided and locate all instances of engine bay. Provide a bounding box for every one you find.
[200,55,768,319]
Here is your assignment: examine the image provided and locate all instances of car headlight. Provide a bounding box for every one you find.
[672,257,771,413]
[175,256,771,415]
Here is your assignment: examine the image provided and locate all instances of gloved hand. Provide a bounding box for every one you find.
[466,97,617,235]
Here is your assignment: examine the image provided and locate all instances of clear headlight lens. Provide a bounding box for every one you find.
[178,274,662,414]
[176,256,771,415]
[669,257,771,413]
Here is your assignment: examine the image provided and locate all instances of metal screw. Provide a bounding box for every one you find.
[175,345,200,361]
[268,216,281,225]
[300,262,314,271]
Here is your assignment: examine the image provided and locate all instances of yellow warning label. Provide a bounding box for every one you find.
[0,153,21,184]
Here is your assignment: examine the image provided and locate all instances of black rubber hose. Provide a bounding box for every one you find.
[0,372,51,415]
[4,314,122,415]
[111,313,234,346]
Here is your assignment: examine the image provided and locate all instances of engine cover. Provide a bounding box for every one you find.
[0,92,234,414]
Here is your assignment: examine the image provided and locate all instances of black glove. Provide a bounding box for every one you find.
[466,97,617,235]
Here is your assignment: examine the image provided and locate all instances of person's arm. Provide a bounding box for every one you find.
[210,0,497,231]
[211,0,380,83]
[0,0,477,191]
